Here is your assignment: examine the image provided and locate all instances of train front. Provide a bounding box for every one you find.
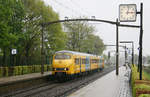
[52,52,74,80]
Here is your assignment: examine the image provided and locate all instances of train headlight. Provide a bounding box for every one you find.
[64,68,69,71]
[53,68,56,71]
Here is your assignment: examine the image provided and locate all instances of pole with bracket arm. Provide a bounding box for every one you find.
[116,18,119,75]
[136,3,143,80]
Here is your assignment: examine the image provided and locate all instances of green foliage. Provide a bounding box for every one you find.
[44,65,47,72]
[0,0,25,66]
[34,65,41,73]
[143,71,150,80]
[0,67,2,77]
[131,65,150,97]
[47,65,52,71]
[135,84,150,91]
[82,34,105,55]
[64,20,105,55]
[13,66,19,75]
[22,66,28,74]
[18,66,23,75]
[0,0,66,66]
[27,66,33,73]
[2,67,8,77]
[139,94,150,97]
[0,65,52,77]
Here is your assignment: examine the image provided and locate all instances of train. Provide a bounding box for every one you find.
[52,50,104,81]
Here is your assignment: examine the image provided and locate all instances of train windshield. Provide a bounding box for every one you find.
[55,54,71,59]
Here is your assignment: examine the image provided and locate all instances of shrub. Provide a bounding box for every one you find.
[27,66,32,73]
[139,94,150,97]
[35,65,41,72]
[18,66,23,75]
[44,65,47,72]
[13,66,19,76]
[47,65,52,71]
[22,66,28,74]
[8,66,14,76]
[3,67,8,77]
[0,67,3,77]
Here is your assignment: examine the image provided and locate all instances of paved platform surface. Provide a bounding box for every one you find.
[0,71,52,85]
[69,66,132,97]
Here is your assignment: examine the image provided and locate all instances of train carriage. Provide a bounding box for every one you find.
[52,50,104,80]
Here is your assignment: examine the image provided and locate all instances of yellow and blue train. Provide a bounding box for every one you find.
[52,50,104,80]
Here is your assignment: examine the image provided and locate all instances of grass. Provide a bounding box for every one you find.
[143,71,150,81]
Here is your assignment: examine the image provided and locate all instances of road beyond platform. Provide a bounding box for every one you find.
[69,66,132,97]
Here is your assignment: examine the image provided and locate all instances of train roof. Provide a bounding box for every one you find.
[55,50,103,58]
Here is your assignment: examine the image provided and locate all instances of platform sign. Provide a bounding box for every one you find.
[12,49,17,55]
[119,4,137,22]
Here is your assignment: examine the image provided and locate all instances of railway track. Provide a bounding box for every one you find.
[1,66,115,97]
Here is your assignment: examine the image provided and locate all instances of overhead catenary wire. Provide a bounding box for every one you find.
[51,0,86,17]
[68,0,93,17]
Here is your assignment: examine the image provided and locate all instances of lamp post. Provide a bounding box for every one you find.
[120,41,134,66]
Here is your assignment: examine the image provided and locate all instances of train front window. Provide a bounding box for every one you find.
[55,54,71,59]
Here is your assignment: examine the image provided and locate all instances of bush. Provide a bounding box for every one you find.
[47,65,52,71]
[35,65,41,72]
[8,67,14,76]
[18,66,23,75]
[0,64,52,78]
[22,66,28,74]
[44,65,47,72]
[132,65,150,97]
[139,94,150,97]
[0,67,3,77]
[27,66,33,73]
[13,66,19,76]
[143,71,150,80]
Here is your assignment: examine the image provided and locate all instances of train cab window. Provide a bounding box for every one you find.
[75,58,79,65]
[55,54,71,59]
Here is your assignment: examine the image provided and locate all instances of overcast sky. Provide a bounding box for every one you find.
[43,0,149,56]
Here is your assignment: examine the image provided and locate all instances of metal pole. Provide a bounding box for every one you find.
[132,42,134,66]
[139,3,143,80]
[41,25,44,74]
[116,19,119,75]
[125,45,127,65]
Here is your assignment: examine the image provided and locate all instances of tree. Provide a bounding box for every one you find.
[0,0,66,65]
[0,0,25,65]
[82,34,105,55]
[63,20,105,55]
[64,21,95,51]
[19,0,66,65]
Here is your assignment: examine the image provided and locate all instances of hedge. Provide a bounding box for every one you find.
[139,94,150,97]
[131,65,150,97]
[0,65,52,78]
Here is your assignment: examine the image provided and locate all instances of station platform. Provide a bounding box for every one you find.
[69,66,132,97]
[0,71,52,86]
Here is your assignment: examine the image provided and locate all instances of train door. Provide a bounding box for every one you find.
[85,56,90,71]
[80,57,81,73]
[99,59,102,69]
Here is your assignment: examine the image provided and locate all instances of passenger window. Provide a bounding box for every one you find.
[75,58,79,65]
[86,59,89,64]
[82,59,86,64]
